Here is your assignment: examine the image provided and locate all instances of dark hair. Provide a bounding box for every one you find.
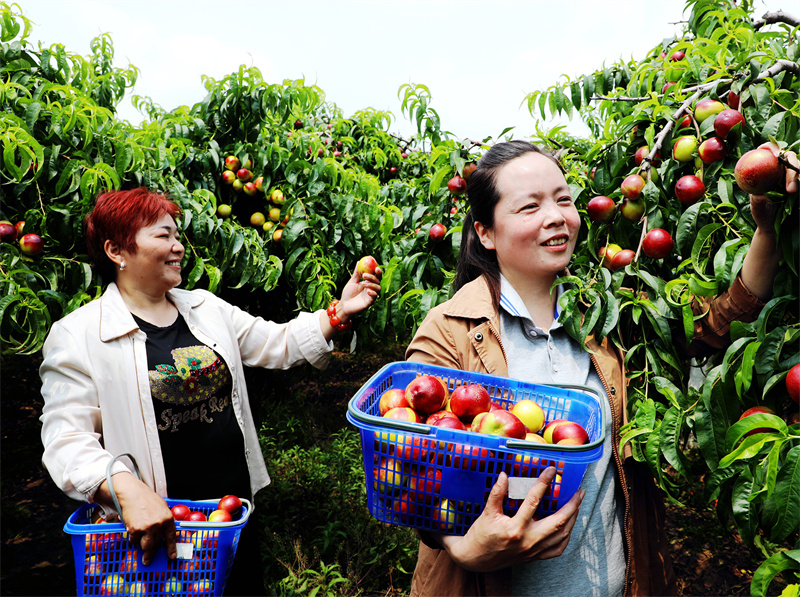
[85,188,181,283]
[454,141,562,308]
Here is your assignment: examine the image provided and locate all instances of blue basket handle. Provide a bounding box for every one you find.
[105,453,142,526]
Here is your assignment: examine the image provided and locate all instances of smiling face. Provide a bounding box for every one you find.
[116,213,184,295]
[474,152,580,288]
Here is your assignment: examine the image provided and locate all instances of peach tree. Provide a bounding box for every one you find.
[0,4,465,357]
[524,0,798,592]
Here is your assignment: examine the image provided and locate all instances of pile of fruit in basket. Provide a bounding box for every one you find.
[378,374,589,444]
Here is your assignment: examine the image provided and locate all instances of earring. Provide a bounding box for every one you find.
[119,261,126,271]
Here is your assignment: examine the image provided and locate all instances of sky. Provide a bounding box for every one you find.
[19,0,787,141]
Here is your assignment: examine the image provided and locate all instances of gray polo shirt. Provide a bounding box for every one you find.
[499,275,626,597]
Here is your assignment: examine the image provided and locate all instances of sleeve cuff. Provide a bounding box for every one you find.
[294,310,332,369]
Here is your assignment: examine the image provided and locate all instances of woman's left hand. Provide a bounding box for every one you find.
[320,263,382,340]
[338,264,382,319]
[740,144,798,301]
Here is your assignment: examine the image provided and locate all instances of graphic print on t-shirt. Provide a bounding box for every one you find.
[148,345,232,432]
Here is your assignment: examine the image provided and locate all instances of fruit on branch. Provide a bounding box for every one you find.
[599,244,622,268]
[357,255,380,276]
[294,119,303,129]
[232,179,244,193]
[268,207,281,223]
[224,156,240,171]
[270,189,285,204]
[19,233,43,256]
[675,175,706,205]
[221,170,236,185]
[787,364,800,404]
[662,81,676,94]
[694,99,725,123]
[620,197,646,222]
[429,223,447,241]
[733,149,784,195]
[610,249,635,271]
[447,175,467,196]
[255,177,265,192]
[462,163,477,182]
[356,255,380,276]
[634,146,660,166]
[250,212,265,227]
[727,90,740,110]
[676,115,692,130]
[620,174,646,199]
[714,109,745,139]
[739,406,775,436]
[216,204,232,218]
[0,222,16,243]
[669,50,685,61]
[586,196,616,223]
[672,137,698,162]
[236,168,252,182]
[698,137,727,164]
[642,229,674,259]
[243,182,258,196]
[272,228,283,243]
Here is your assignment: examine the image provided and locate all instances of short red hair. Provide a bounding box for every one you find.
[85,188,181,282]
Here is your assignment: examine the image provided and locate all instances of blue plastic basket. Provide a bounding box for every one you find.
[346,361,605,536]
[63,455,251,596]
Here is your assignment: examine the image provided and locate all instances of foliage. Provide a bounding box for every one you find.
[0,3,469,357]
[256,418,417,595]
[524,1,799,593]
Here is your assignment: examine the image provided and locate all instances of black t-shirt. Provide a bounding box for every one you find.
[133,312,251,501]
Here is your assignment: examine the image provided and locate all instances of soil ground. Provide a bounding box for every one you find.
[0,351,783,596]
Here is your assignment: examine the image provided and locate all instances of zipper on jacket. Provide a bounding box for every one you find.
[590,352,634,597]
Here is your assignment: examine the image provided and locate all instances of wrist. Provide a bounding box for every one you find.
[326,300,352,332]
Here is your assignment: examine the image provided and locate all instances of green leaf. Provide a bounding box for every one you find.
[659,406,690,477]
[750,549,800,597]
[761,445,800,542]
[731,466,757,546]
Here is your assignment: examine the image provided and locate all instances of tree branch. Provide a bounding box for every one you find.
[753,10,800,30]
[754,59,800,82]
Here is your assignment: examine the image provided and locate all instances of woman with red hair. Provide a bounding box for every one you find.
[39,188,381,595]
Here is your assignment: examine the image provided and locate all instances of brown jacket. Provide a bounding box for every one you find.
[405,274,765,597]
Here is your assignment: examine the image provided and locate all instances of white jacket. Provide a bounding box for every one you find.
[40,282,332,511]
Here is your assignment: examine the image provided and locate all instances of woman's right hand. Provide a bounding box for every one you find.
[94,472,177,565]
[438,467,584,572]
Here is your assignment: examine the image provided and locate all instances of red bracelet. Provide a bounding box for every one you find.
[327,300,352,331]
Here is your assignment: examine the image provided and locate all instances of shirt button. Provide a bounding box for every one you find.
[530,329,537,336]
[474,332,483,341]
[553,364,559,372]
